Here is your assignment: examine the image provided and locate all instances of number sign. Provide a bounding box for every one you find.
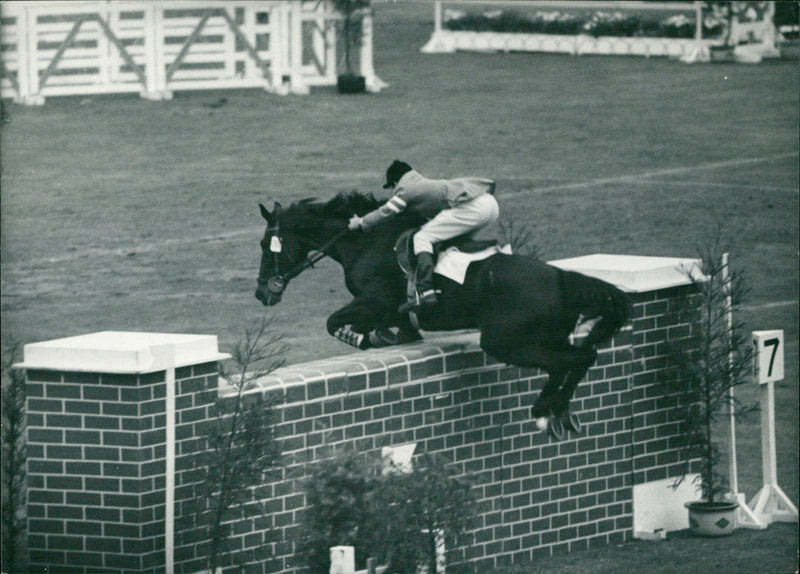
[752,330,784,384]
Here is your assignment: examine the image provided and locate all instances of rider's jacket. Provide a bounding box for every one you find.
[359,170,496,230]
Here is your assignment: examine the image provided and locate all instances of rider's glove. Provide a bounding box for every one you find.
[348,216,363,230]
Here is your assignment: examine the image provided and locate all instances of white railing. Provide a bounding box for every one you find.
[421,1,779,59]
[0,1,384,104]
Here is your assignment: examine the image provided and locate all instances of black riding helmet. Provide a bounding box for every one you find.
[383,160,413,189]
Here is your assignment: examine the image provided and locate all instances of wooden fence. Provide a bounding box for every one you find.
[0,1,383,105]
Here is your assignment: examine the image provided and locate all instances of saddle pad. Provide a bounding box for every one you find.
[435,244,512,285]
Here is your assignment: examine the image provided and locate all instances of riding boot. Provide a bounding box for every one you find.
[414,251,439,306]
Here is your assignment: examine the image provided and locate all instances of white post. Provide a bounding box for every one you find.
[141,3,170,100]
[722,254,765,529]
[420,1,455,54]
[288,1,309,94]
[694,1,702,41]
[271,2,289,95]
[723,254,737,495]
[748,330,798,525]
[165,365,176,574]
[21,4,44,104]
[13,3,31,102]
[330,546,355,574]
[360,5,387,93]
[97,2,112,88]
[324,6,337,84]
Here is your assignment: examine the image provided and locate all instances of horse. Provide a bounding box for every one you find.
[255,192,631,438]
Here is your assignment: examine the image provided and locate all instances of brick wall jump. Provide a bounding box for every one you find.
[21,255,703,573]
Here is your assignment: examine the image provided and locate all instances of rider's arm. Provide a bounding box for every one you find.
[354,190,409,231]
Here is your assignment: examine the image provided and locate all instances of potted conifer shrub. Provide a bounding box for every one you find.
[332,0,369,93]
[668,235,755,536]
[705,1,738,62]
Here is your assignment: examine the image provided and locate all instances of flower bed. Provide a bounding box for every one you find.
[421,7,721,58]
[442,8,723,39]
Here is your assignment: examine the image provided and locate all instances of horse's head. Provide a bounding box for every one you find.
[255,192,409,307]
[255,202,311,306]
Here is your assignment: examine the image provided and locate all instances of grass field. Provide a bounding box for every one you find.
[1,2,797,572]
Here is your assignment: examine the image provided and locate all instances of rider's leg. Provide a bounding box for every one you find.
[411,194,499,306]
[414,251,438,305]
[412,193,500,253]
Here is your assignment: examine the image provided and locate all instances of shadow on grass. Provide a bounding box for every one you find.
[494,523,798,574]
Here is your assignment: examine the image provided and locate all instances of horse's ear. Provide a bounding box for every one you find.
[274,201,282,214]
[259,203,274,225]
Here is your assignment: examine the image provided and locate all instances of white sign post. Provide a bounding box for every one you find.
[723,255,765,529]
[746,330,798,525]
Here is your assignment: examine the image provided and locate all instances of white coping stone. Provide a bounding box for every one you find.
[549,253,703,293]
[18,331,230,374]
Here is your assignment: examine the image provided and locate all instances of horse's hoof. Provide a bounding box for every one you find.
[563,412,582,434]
[548,416,565,441]
[369,327,398,348]
[535,417,550,432]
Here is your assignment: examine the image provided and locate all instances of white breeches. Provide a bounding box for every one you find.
[413,193,500,254]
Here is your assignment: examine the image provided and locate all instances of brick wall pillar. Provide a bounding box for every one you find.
[19,332,229,574]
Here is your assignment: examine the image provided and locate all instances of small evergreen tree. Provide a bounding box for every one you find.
[1,339,26,574]
[299,449,477,574]
[195,318,286,572]
[330,0,370,75]
[668,231,755,504]
[298,448,379,572]
[370,453,477,574]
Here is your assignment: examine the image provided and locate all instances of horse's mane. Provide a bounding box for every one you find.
[283,192,382,229]
[323,191,382,218]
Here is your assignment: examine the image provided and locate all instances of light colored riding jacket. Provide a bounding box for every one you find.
[359,169,496,230]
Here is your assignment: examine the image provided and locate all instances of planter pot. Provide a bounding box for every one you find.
[684,500,739,536]
[780,41,800,60]
[337,74,366,94]
[709,45,736,63]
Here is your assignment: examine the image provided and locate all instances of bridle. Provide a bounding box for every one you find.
[258,208,350,296]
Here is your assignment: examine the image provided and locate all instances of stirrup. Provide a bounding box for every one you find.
[398,289,440,313]
[418,289,439,305]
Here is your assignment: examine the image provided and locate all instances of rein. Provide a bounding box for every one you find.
[284,227,350,280]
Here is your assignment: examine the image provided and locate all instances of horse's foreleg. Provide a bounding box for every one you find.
[327,299,380,349]
[396,313,423,344]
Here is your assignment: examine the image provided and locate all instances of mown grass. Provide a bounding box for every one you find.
[0,2,797,572]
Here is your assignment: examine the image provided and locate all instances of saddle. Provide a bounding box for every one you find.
[394,229,499,276]
[394,229,503,311]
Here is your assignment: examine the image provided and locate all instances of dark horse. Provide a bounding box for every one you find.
[255,193,631,438]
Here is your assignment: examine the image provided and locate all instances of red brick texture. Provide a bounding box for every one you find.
[24,286,700,573]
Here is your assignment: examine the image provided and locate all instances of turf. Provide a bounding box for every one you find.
[0,2,797,572]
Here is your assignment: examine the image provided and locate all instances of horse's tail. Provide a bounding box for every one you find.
[560,270,631,343]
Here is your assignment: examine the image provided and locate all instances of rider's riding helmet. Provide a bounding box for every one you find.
[383,160,413,189]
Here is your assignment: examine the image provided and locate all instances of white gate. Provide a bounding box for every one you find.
[0,1,383,104]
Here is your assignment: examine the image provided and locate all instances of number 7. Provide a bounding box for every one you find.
[764,338,780,377]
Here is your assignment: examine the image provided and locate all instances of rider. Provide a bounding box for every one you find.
[348,160,499,308]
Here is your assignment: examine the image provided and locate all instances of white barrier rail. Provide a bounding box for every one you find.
[0,1,382,104]
[421,1,779,59]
